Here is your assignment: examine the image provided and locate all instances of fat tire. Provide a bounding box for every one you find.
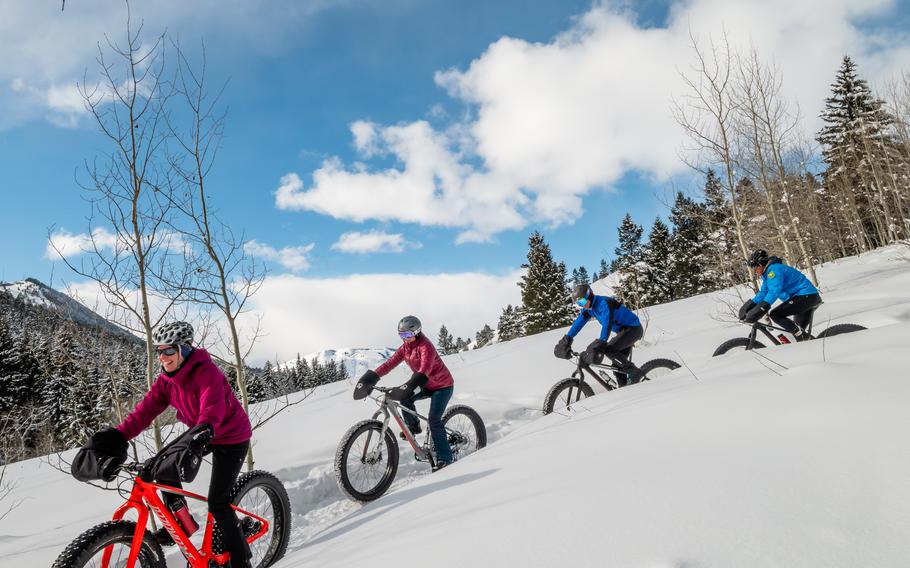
[635,358,681,383]
[441,405,487,462]
[212,470,291,568]
[816,323,866,338]
[334,419,399,502]
[542,378,595,415]
[712,337,766,356]
[51,520,165,568]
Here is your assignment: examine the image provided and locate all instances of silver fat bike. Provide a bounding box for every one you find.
[334,384,487,502]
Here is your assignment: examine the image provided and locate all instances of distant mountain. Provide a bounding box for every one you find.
[0,278,138,342]
[283,347,396,380]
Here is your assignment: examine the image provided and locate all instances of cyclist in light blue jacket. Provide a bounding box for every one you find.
[738,249,821,341]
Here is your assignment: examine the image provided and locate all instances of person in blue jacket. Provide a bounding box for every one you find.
[554,283,643,386]
[738,249,821,340]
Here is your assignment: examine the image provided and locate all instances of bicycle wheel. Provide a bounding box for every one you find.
[542,378,595,415]
[51,520,165,568]
[712,337,766,356]
[441,405,487,462]
[334,419,399,502]
[212,470,291,568]
[816,323,866,338]
[635,358,681,382]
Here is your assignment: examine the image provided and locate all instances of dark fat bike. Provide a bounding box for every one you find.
[335,384,487,502]
[713,306,866,356]
[542,351,680,415]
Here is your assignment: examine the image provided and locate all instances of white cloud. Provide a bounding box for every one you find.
[244,239,315,272]
[240,269,523,363]
[330,230,419,254]
[276,0,910,240]
[46,227,118,259]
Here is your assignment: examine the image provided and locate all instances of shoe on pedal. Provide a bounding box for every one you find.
[432,460,449,473]
[398,425,422,440]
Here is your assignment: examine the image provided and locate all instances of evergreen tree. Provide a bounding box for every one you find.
[613,214,646,308]
[702,170,742,285]
[0,323,34,412]
[474,324,495,348]
[496,304,523,342]
[294,354,311,390]
[576,266,590,286]
[641,218,673,305]
[518,231,575,335]
[668,191,718,298]
[594,258,609,281]
[817,55,904,248]
[437,325,457,355]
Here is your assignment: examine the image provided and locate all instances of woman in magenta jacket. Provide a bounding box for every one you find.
[360,315,454,471]
[91,321,254,568]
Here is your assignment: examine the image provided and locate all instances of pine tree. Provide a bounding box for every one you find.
[641,218,673,305]
[474,324,495,348]
[668,192,718,298]
[518,231,575,335]
[702,170,742,285]
[817,55,905,248]
[613,214,646,308]
[594,258,609,281]
[437,325,457,355]
[496,304,522,342]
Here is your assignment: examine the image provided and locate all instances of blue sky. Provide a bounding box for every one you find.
[2,0,909,360]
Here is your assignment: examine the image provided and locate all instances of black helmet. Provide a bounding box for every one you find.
[398,315,422,336]
[748,249,770,268]
[572,284,594,308]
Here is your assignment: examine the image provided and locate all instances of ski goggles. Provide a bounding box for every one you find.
[156,346,179,356]
[576,297,589,308]
[398,331,417,340]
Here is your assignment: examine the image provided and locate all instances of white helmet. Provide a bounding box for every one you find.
[152,321,194,346]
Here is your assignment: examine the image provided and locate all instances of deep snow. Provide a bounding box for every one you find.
[2,245,910,567]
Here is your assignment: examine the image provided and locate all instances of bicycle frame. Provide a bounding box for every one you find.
[106,467,269,568]
[569,351,632,391]
[366,387,449,464]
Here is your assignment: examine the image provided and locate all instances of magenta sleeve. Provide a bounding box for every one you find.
[116,377,170,440]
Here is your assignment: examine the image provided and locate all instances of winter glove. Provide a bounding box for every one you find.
[743,301,771,324]
[71,427,129,482]
[738,299,756,321]
[353,370,380,400]
[581,339,607,365]
[553,335,573,359]
[388,372,429,401]
[184,423,214,458]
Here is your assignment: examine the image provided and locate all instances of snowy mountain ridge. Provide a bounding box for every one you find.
[281,346,395,379]
[0,277,137,341]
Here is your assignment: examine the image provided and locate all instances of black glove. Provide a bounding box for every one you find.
[71,427,129,482]
[738,300,756,321]
[581,339,607,365]
[353,370,380,400]
[184,423,214,458]
[388,372,429,401]
[554,335,573,359]
[743,301,771,323]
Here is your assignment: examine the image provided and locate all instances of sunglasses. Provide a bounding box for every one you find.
[156,346,179,356]
[576,297,589,307]
[399,331,417,340]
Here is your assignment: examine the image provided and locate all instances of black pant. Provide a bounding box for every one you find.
[603,326,644,385]
[769,293,822,334]
[159,441,251,566]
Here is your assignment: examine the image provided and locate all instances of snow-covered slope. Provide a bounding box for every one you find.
[2,246,910,567]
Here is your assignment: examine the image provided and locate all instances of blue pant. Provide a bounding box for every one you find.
[401,386,453,465]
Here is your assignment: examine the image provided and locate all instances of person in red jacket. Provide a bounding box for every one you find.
[85,321,253,568]
[360,315,454,471]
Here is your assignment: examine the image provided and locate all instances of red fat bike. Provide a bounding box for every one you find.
[51,460,291,568]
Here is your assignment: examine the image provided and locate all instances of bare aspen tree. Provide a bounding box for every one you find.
[736,49,818,285]
[52,15,192,451]
[673,30,756,288]
[163,43,267,470]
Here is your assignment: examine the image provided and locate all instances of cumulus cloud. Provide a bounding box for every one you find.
[244,239,315,272]
[331,230,419,254]
[46,227,118,259]
[239,269,523,363]
[276,0,910,240]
